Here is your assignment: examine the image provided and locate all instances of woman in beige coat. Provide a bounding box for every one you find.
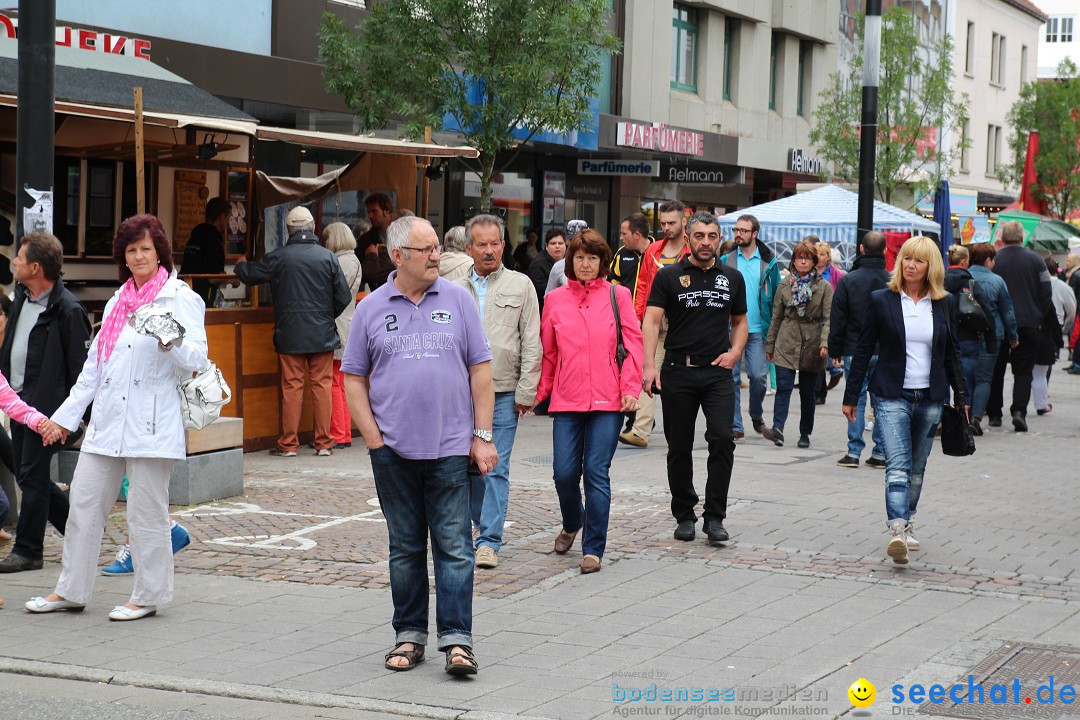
[764,240,833,448]
[324,223,363,448]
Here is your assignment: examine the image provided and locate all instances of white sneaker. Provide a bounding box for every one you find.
[887,520,909,564]
[905,522,920,551]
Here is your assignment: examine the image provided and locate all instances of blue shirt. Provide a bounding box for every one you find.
[736,247,762,334]
[470,268,490,322]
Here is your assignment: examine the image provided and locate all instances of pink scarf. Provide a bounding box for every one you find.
[97,266,170,365]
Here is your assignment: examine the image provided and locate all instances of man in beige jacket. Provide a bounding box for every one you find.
[457,214,541,569]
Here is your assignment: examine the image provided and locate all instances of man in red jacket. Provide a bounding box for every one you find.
[619,200,690,448]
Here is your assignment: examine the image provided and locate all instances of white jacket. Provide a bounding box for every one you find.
[52,277,209,460]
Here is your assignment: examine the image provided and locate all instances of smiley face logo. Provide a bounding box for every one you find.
[848,678,876,708]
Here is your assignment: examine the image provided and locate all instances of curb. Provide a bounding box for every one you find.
[0,656,546,720]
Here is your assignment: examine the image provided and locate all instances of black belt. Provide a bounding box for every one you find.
[665,351,715,367]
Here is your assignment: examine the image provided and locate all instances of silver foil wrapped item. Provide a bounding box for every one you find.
[131,304,186,347]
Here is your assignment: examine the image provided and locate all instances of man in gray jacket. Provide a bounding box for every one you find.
[457,214,541,569]
[235,206,351,456]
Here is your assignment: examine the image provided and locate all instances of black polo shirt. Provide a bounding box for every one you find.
[647,257,747,358]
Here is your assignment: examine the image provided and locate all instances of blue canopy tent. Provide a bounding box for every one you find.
[716,185,941,268]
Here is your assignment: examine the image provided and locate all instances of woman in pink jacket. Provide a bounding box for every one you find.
[534,230,643,574]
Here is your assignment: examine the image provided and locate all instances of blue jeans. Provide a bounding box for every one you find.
[470,392,518,552]
[368,447,473,650]
[733,333,767,433]
[972,340,1000,420]
[551,412,622,558]
[957,339,980,405]
[843,355,884,460]
[876,389,943,526]
[771,367,818,436]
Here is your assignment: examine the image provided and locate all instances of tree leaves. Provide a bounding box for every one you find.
[808,7,969,206]
[999,59,1080,220]
[319,0,621,209]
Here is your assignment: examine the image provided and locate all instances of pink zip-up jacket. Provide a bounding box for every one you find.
[0,370,47,433]
[536,278,643,412]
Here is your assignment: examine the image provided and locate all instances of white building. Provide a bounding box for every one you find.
[948,0,1047,214]
[1036,0,1078,78]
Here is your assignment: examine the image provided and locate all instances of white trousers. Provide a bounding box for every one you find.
[55,452,176,606]
[1032,364,1051,411]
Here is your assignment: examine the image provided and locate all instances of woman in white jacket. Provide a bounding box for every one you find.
[26,214,208,621]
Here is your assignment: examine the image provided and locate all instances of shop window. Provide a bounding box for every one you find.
[53,157,80,256]
[670,4,698,92]
[85,160,116,257]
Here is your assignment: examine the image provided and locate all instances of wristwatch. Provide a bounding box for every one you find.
[472,428,494,443]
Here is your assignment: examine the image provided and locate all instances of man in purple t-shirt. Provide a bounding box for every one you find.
[342,216,496,676]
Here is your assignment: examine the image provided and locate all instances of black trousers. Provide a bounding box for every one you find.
[10,421,68,561]
[659,363,736,524]
[987,326,1039,419]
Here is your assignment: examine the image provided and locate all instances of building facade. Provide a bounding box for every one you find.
[1036,0,1077,78]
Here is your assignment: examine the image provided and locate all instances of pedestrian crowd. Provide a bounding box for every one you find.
[0,200,1074,679]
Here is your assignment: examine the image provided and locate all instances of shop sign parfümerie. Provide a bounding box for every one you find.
[0,13,152,59]
[599,115,739,166]
[616,121,704,156]
[577,159,660,177]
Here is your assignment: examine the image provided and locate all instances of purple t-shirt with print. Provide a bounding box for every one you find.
[341,272,492,460]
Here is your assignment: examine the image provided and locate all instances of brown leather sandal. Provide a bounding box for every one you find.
[384,642,425,671]
[444,645,478,676]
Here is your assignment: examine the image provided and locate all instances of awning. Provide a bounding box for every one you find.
[255,126,479,158]
[0,95,258,135]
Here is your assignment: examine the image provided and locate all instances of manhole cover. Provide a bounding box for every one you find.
[921,642,1080,719]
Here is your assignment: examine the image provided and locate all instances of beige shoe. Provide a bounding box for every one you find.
[618,432,647,448]
[475,546,498,568]
[887,520,909,564]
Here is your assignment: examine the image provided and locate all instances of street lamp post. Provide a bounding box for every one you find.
[856,0,882,250]
[15,0,56,244]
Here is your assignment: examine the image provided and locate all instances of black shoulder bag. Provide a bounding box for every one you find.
[610,284,629,372]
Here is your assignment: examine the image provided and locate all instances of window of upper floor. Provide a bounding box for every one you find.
[1045,16,1074,43]
[965,22,975,76]
[990,32,1005,87]
[671,4,698,93]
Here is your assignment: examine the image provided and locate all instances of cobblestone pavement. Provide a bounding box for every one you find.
[3,373,1076,719]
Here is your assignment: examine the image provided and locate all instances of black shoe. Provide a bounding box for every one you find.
[752,418,767,435]
[827,373,842,390]
[771,428,784,447]
[865,457,886,469]
[836,455,860,468]
[988,416,1002,427]
[705,519,729,543]
[1066,366,1080,375]
[1012,411,1028,432]
[815,397,827,406]
[1036,404,1052,416]
[673,519,696,541]
[333,442,353,449]
[0,553,43,573]
[797,435,810,448]
[969,418,983,436]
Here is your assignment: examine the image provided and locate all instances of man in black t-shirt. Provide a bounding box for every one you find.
[643,211,748,544]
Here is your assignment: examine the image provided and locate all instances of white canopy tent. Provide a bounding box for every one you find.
[716,185,940,267]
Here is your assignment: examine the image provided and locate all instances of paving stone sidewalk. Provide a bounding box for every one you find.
[0,372,1077,719]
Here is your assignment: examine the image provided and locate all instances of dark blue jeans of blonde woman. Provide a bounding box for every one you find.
[771,367,820,436]
[876,388,942,527]
[551,412,622,559]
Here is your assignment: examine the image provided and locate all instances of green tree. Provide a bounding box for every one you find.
[319,0,620,209]
[809,6,969,205]
[998,59,1080,220]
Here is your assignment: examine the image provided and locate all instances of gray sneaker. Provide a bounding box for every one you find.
[905,522,920,551]
[887,520,909,564]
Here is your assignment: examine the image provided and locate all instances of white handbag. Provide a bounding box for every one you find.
[178,362,233,430]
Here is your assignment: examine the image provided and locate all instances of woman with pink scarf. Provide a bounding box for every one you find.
[24,215,208,621]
